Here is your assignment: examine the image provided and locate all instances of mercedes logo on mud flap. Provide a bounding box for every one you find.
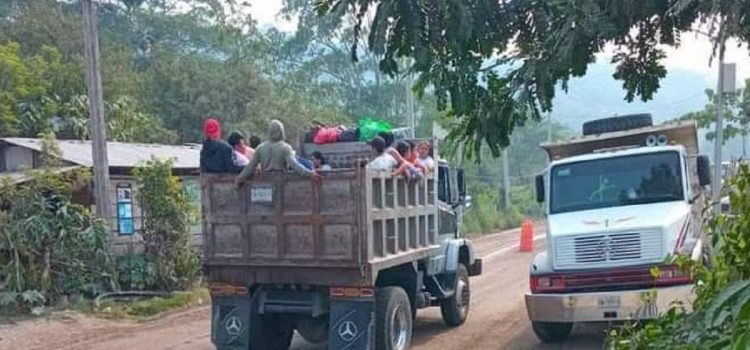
[337,320,358,342]
[225,316,243,336]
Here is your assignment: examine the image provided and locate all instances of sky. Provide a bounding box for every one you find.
[247,0,750,84]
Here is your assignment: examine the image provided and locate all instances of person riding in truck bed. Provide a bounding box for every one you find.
[235,119,321,187]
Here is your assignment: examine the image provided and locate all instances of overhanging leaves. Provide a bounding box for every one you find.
[317,0,736,157]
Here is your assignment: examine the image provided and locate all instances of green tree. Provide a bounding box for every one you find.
[133,158,199,291]
[679,79,750,147]
[0,42,60,136]
[318,0,745,157]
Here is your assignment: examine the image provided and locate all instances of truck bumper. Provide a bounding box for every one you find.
[525,284,693,323]
[468,258,483,276]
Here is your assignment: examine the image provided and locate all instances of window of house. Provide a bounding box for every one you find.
[116,183,134,235]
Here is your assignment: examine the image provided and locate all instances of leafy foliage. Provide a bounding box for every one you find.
[316,0,747,156]
[133,158,200,291]
[116,254,156,291]
[0,134,115,313]
[678,79,750,145]
[609,164,750,349]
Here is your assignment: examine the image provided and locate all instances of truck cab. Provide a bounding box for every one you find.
[525,115,712,342]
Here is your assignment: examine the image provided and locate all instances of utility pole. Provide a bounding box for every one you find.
[405,63,416,138]
[712,35,733,214]
[502,149,510,209]
[82,0,111,222]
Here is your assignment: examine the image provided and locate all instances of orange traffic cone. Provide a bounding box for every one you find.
[520,219,534,252]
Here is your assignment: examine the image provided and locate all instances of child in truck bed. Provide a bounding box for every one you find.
[392,141,424,180]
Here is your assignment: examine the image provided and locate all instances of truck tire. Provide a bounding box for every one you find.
[249,315,294,350]
[296,316,328,346]
[531,321,573,343]
[376,287,413,350]
[440,264,470,327]
[582,114,653,136]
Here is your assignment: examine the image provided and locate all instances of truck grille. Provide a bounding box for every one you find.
[554,231,663,270]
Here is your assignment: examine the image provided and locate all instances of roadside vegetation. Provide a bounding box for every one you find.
[0,137,201,317]
[608,165,750,349]
[95,288,209,319]
[0,134,115,315]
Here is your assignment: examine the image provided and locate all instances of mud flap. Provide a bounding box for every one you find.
[211,295,252,350]
[328,295,375,350]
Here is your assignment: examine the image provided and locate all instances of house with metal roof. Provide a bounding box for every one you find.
[0,138,203,254]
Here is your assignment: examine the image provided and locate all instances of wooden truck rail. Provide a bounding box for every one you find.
[202,168,439,287]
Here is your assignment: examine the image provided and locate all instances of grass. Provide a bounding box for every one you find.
[94,288,209,319]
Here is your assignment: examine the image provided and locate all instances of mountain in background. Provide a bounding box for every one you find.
[550,61,746,161]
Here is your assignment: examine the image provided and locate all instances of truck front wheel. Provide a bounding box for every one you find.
[531,321,572,343]
[440,264,470,327]
[376,287,413,350]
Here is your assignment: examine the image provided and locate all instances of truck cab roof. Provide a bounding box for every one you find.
[542,120,698,161]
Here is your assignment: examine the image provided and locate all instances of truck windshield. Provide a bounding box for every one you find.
[550,151,684,214]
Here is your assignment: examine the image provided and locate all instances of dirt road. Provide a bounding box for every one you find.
[0,229,608,350]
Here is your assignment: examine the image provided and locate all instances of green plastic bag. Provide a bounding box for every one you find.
[358,118,392,141]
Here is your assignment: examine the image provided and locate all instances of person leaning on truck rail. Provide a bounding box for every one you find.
[368,136,398,170]
[235,119,321,188]
[200,118,244,174]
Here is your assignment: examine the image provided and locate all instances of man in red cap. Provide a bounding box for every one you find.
[200,118,243,173]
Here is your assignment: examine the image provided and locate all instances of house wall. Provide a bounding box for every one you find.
[107,175,202,256]
[2,146,34,171]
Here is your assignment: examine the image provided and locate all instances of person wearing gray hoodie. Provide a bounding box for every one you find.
[235,120,319,186]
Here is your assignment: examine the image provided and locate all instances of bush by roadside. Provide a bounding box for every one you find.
[463,183,541,235]
[0,134,116,315]
[608,164,750,349]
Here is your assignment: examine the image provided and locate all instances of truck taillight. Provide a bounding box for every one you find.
[655,265,692,285]
[209,283,247,296]
[530,275,566,293]
[330,287,375,298]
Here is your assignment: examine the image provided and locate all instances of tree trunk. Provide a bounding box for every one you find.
[41,248,51,293]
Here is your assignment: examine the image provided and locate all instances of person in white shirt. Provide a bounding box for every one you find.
[417,140,435,173]
[368,136,398,170]
[227,131,250,167]
[311,151,333,171]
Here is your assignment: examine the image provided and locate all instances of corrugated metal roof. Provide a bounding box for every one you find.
[0,166,82,185]
[0,138,200,169]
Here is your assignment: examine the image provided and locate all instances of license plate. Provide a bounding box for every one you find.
[250,188,273,203]
[597,295,621,309]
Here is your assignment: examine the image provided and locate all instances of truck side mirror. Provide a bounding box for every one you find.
[457,168,466,199]
[535,174,545,203]
[697,155,711,186]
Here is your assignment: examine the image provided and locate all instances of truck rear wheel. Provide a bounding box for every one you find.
[440,264,470,327]
[296,316,328,346]
[249,314,294,350]
[376,287,413,350]
[531,321,572,343]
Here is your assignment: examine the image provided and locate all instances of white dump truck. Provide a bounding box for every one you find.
[525,114,712,342]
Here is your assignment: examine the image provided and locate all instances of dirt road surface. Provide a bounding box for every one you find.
[0,228,608,350]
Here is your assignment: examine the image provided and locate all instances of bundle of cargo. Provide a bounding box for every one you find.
[298,119,423,169]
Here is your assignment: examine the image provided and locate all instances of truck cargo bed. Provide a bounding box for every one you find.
[202,169,439,286]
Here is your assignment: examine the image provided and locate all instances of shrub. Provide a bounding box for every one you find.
[0,133,115,313]
[133,158,200,291]
[608,164,750,349]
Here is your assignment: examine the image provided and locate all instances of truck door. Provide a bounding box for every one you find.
[438,165,458,237]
